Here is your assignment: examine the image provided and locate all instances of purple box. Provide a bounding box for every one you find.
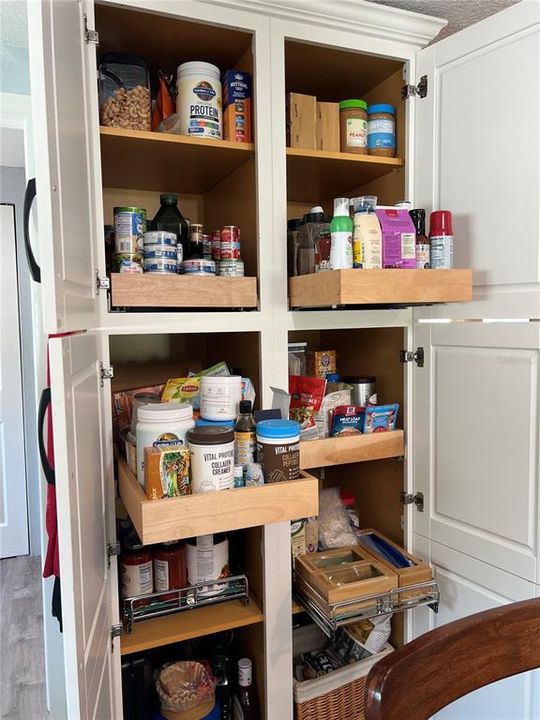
[375,208,416,269]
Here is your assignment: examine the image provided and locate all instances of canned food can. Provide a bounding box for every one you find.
[220,225,240,244]
[190,224,204,244]
[182,259,216,275]
[202,234,212,260]
[212,230,221,261]
[114,207,146,254]
[115,252,144,273]
[144,258,178,274]
[143,231,177,246]
[218,259,244,277]
[143,244,177,261]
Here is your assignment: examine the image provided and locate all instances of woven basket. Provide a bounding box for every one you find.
[293,625,393,720]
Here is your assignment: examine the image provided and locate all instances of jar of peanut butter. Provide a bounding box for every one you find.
[367,104,396,157]
[339,99,368,154]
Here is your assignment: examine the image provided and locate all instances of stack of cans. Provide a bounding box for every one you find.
[211,225,245,277]
[143,231,178,274]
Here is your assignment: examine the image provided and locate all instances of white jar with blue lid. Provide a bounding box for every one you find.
[256,419,300,483]
[367,104,396,157]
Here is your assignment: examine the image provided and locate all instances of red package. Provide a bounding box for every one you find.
[151,71,175,131]
[289,376,327,439]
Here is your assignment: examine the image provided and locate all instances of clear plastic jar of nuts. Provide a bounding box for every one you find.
[99,53,151,131]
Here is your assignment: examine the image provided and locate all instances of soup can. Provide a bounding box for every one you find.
[114,206,146,254]
[115,252,143,273]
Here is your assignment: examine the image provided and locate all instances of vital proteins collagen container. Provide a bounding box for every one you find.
[136,402,195,486]
[176,62,222,139]
[200,375,243,421]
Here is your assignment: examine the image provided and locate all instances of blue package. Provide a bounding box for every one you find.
[363,404,399,433]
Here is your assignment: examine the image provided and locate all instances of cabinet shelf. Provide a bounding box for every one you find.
[100,127,254,193]
[120,596,263,655]
[286,147,404,201]
[289,269,473,308]
[300,431,404,470]
[110,273,258,309]
[118,456,319,545]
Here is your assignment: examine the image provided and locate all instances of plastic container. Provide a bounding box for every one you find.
[99,53,150,131]
[195,418,235,428]
[187,426,235,493]
[288,342,307,376]
[200,375,243,421]
[130,392,161,436]
[176,61,222,139]
[150,194,189,262]
[186,533,230,597]
[136,402,195,486]
[351,195,381,270]
[287,218,303,277]
[298,208,330,275]
[367,104,396,157]
[339,99,368,154]
[429,210,454,269]
[256,419,300,483]
[330,198,353,270]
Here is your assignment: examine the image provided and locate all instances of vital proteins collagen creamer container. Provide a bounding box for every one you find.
[176,62,222,139]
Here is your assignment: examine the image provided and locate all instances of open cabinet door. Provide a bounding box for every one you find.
[413,0,540,319]
[410,320,540,718]
[49,333,119,719]
[27,0,102,333]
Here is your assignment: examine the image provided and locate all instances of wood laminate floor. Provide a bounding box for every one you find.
[0,556,49,719]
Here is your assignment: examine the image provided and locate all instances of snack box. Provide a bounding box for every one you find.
[161,376,201,407]
[223,70,252,143]
[375,207,416,269]
[331,405,365,436]
[363,404,399,433]
[305,350,337,379]
[144,444,190,500]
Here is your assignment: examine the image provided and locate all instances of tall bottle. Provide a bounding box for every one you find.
[329,197,353,269]
[211,642,233,720]
[234,400,256,466]
[233,658,259,720]
[151,193,189,261]
[351,195,382,269]
[410,208,430,269]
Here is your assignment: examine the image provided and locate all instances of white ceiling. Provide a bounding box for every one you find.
[366,0,521,40]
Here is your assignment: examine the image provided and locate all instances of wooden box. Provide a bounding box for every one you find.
[357,529,433,587]
[295,546,398,604]
[316,101,340,152]
[287,93,317,149]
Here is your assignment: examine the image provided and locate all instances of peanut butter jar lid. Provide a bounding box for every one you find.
[339,99,367,111]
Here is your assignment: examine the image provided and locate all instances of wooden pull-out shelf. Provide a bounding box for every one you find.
[118,456,319,545]
[110,273,258,309]
[121,596,263,655]
[289,269,473,308]
[300,430,404,470]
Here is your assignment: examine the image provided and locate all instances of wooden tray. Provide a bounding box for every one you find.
[357,529,433,588]
[117,455,318,544]
[289,269,473,308]
[299,431,404,470]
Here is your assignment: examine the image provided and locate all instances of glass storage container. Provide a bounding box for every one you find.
[99,52,151,131]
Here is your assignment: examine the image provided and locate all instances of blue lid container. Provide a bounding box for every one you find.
[326,373,341,383]
[154,700,220,719]
[256,419,300,439]
[367,103,395,115]
[195,418,235,428]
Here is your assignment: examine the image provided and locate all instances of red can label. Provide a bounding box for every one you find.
[221,225,240,243]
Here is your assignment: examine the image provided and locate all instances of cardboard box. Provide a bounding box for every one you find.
[305,350,337,378]
[316,101,340,151]
[287,92,317,149]
[223,70,252,143]
[144,445,190,501]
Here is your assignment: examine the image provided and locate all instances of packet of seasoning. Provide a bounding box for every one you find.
[331,405,365,436]
[300,650,343,678]
[363,403,399,433]
[289,375,327,440]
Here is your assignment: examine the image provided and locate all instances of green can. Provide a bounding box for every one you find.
[113,206,146,255]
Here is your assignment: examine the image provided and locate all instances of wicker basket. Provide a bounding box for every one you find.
[293,625,393,720]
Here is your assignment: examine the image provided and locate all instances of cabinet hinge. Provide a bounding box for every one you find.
[107,542,121,568]
[401,75,428,99]
[100,362,114,386]
[96,272,110,293]
[400,490,424,512]
[400,347,424,367]
[83,14,99,46]
[110,624,123,651]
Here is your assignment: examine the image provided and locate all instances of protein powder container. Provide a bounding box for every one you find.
[187,426,235,493]
[342,377,377,406]
[186,533,230,597]
[176,61,222,139]
[256,419,300,483]
[200,375,243,421]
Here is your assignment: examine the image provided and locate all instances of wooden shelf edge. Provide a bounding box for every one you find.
[100,126,255,153]
[286,146,404,167]
[292,599,304,615]
[120,596,264,655]
[300,430,405,470]
[118,455,319,544]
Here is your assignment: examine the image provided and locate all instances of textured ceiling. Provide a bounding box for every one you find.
[366,0,521,40]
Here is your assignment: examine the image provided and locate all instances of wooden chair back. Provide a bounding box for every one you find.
[364,598,540,720]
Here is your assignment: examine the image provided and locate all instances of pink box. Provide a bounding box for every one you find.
[375,208,416,269]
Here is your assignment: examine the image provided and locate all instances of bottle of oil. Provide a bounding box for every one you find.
[232,658,259,720]
[151,193,189,261]
[234,400,255,466]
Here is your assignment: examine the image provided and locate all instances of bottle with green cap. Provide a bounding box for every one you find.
[330,197,353,269]
[150,193,189,260]
[339,99,368,154]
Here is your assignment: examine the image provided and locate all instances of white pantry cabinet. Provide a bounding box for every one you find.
[27,0,540,718]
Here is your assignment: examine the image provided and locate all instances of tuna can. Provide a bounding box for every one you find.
[143,230,177,247]
[218,259,244,277]
[182,259,216,275]
[143,245,178,261]
[212,230,221,261]
[203,234,212,260]
[115,252,143,273]
[114,206,146,254]
[144,258,178,274]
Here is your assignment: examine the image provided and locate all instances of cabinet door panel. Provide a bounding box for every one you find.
[413,321,540,582]
[49,333,117,719]
[28,0,101,332]
[415,1,540,317]
[412,536,540,720]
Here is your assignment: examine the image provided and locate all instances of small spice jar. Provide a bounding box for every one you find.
[367,104,396,157]
[339,99,368,154]
[120,543,153,606]
[153,541,187,597]
[187,426,235,493]
[256,419,300,483]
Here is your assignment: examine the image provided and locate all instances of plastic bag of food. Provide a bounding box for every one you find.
[318,487,357,549]
[289,375,326,440]
[152,70,175,130]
